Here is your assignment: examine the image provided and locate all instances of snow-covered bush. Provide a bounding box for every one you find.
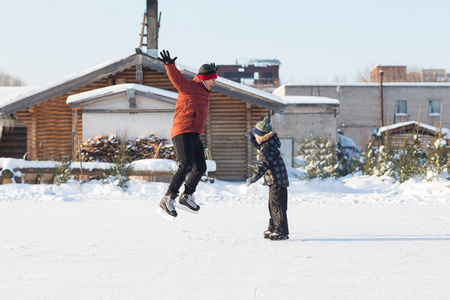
[336,134,361,177]
[55,156,73,185]
[391,134,427,183]
[297,137,340,180]
[361,141,377,176]
[424,137,449,181]
[297,135,362,180]
[103,139,134,189]
[298,130,448,182]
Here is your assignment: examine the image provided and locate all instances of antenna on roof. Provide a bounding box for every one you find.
[140,0,160,57]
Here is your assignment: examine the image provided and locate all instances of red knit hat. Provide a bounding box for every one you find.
[198,64,217,81]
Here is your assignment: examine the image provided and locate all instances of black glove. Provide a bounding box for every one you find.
[245,131,254,139]
[245,131,260,149]
[158,50,177,65]
[210,63,219,71]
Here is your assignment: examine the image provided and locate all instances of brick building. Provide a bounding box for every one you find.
[216,59,281,92]
[371,65,450,83]
[274,83,450,148]
[271,96,339,166]
[370,65,407,82]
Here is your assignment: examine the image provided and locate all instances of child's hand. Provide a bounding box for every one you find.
[245,131,254,139]
[246,177,256,186]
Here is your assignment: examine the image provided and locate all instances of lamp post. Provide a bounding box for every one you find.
[379,70,384,127]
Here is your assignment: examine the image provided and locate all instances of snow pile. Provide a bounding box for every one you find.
[0,158,216,177]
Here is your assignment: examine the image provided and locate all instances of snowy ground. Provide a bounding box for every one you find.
[1,174,450,299]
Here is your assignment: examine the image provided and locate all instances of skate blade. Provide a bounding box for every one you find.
[270,235,289,241]
[174,201,199,214]
[156,207,175,222]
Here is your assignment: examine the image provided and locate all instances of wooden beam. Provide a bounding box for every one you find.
[30,107,37,160]
[13,167,175,178]
[79,109,175,113]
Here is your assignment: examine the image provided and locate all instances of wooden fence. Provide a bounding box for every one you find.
[1,168,215,184]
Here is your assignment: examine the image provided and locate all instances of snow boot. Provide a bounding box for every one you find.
[176,193,200,214]
[269,232,289,240]
[159,195,178,218]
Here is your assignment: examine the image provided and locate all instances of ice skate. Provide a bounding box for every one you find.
[263,230,273,239]
[157,195,177,221]
[175,193,200,214]
[269,232,289,240]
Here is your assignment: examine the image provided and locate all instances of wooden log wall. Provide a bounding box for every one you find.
[250,104,270,175]
[13,65,270,181]
[208,93,268,181]
[388,133,447,150]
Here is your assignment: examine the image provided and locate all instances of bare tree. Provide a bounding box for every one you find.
[356,64,445,83]
[0,70,25,86]
[406,66,423,82]
[355,66,371,82]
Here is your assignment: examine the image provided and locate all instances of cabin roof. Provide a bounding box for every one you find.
[0,51,286,116]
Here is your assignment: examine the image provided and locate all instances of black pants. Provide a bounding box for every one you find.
[166,133,207,197]
[268,186,289,235]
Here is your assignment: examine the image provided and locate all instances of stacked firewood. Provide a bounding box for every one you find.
[79,134,176,163]
[131,135,176,160]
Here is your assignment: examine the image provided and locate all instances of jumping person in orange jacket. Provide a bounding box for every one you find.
[158,50,217,218]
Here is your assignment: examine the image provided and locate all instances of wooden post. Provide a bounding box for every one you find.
[146,0,159,56]
[135,55,143,84]
[206,108,212,151]
[73,110,78,159]
[78,140,84,181]
[30,107,37,160]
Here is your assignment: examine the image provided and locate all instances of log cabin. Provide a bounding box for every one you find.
[0,50,286,181]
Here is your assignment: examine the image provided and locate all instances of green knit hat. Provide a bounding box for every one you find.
[253,116,272,136]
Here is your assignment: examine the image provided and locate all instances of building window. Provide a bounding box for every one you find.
[429,100,442,115]
[395,100,407,115]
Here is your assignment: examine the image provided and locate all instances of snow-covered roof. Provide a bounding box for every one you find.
[235,59,281,67]
[66,83,178,105]
[175,63,285,108]
[376,121,450,139]
[279,82,450,88]
[0,52,286,115]
[0,86,40,109]
[0,58,124,114]
[281,95,339,105]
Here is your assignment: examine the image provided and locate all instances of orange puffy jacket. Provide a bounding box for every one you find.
[165,63,211,139]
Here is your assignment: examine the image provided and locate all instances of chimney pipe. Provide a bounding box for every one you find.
[146,0,159,57]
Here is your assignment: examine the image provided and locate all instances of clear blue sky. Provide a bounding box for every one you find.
[1,0,450,86]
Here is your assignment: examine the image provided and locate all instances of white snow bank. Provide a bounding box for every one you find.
[66,83,178,104]
[281,95,340,105]
[376,121,450,139]
[0,158,216,174]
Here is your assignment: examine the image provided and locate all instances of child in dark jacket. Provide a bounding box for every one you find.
[246,116,289,240]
